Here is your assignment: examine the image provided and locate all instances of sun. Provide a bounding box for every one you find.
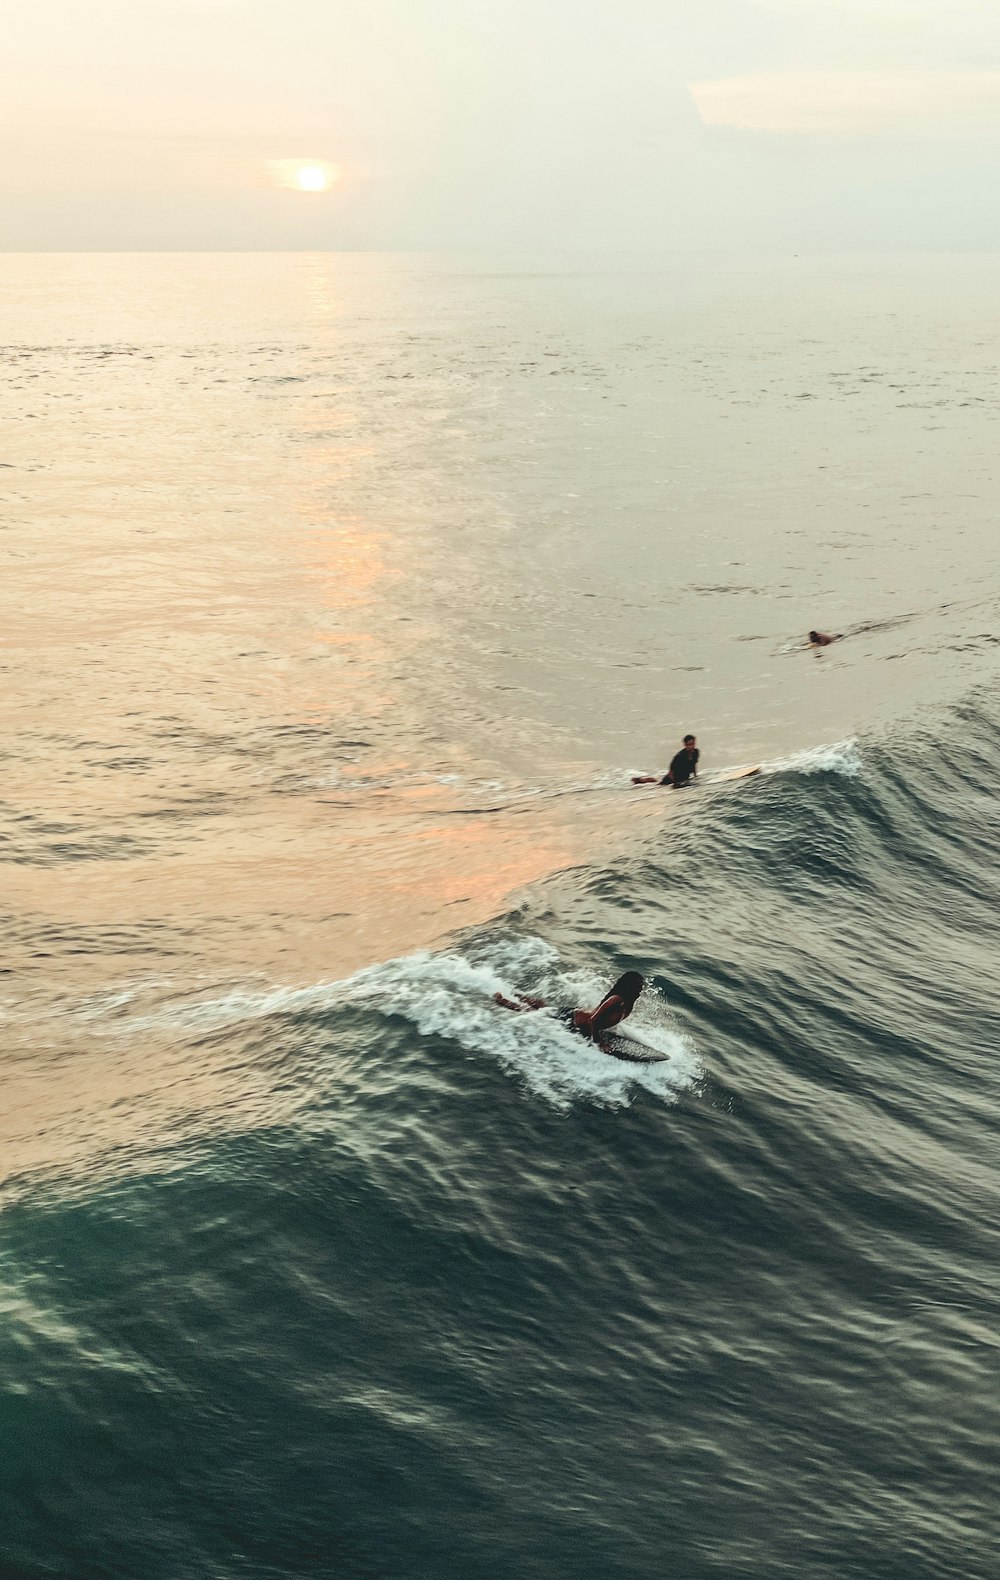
[296,164,330,192]
[266,158,341,194]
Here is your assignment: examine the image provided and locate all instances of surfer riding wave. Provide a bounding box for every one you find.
[494,971,645,1053]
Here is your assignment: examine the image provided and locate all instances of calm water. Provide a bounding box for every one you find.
[3,253,1000,1578]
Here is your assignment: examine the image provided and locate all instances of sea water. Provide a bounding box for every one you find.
[2,253,999,1578]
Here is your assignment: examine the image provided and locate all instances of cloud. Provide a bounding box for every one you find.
[754,0,996,16]
[690,70,1000,135]
[748,0,1000,69]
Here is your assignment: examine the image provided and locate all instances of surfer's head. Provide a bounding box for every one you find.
[589,971,644,1035]
[584,972,644,1038]
[683,734,696,749]
[808,631,820,644]
[609,971,644,1009]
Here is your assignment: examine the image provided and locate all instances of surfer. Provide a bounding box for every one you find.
[632,734,700,788]
[493,971,645,1050]
[808,630,840,647]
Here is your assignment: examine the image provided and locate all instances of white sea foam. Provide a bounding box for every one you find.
[761,738,861,778]
[341,936,700,1110]
[123,934,700,1111]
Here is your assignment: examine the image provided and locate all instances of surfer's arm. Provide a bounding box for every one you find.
[493,993,545,1012]
[586,996,627,1043]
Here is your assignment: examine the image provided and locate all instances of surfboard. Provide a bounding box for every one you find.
[632,765,762,788]
[604,1028,671,1064]
[710,765,762,784]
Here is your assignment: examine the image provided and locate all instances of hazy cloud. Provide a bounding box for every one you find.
[5,0,1000,247]
[691,71,1000,134]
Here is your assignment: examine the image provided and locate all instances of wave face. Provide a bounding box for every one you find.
[4,694,1000,1580]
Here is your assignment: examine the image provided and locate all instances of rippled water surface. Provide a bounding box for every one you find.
[3,254,1000,1579]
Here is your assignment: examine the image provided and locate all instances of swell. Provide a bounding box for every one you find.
[7,692,1000,1191]
[3,696,1000,1579]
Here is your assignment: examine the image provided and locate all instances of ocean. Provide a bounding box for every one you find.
[2,252,999,1578]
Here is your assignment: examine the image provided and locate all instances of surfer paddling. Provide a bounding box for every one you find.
[632,733,700,788]
[494,972,645,1052]
[808,629,841,647]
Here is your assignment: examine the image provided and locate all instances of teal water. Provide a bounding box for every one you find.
[3,255,1000,1578]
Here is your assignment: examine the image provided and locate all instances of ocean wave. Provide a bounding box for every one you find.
[345,937,700,1110]
[6,691,1000,1580]
[101,933,699,1113]
[761,738,861,777]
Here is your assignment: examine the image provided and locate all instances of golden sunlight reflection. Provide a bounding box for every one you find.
[0,253,672,1193]
[0,794,641,1191]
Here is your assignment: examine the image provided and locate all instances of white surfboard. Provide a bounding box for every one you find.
[632,765,762,788]
[710,765,762,784]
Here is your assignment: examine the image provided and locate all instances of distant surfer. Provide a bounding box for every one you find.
[632,733,700,788]
[494,971,645,1052]
[808,630,840,647]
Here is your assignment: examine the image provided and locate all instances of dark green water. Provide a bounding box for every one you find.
[4,710,1000,1579]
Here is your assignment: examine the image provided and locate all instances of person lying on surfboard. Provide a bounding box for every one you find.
[493,972,645,1051]
[808,629,841,647]
[632,734,699,788]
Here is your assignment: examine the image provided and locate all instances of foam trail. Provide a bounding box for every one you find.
[104,935,700,1112]
[761,739,860,778]
[345,937,699,1110]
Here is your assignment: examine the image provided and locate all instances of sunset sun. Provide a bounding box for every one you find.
[296,164,331,192]
[266,158,341,193]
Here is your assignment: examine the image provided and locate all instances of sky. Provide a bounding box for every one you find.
[4,0,1000,249]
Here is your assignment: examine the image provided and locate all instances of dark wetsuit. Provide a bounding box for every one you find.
[662,747,699,787]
